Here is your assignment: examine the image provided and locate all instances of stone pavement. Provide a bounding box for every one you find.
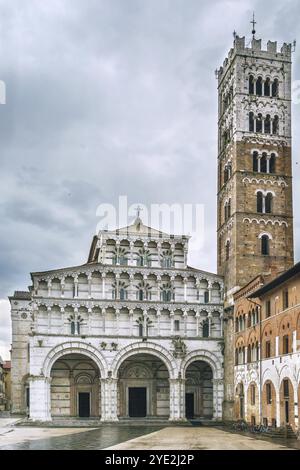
[0,419,298,450]
[106,426,294,450]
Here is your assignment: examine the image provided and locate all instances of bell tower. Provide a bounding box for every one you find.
[216,31,294,304]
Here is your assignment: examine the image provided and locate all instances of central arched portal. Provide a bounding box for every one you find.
[50,353,101,418]
[185,360,213,419]
[117,353,170,419]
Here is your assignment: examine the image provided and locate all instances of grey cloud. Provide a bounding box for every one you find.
[0,1,299,359]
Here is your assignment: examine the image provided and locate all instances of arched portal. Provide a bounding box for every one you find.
[279,377,295,428]
[117,353,170,419]
[262,380,276,427]
[185,361,213,419]
[50,353,101,418]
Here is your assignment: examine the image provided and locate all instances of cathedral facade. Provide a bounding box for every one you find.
[9,218,224,422]
[9,30,299,430]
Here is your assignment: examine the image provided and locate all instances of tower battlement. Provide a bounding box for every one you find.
[217,36,293,83]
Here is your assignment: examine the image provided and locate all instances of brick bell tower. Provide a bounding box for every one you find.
[216,23,295,420]
[217,30,294,305]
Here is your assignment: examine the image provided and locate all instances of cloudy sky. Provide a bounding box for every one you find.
[0,0,299,359]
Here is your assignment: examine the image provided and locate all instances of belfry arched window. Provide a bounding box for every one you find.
[256,113,263,133]
[257,191,263,213]
[265,193,273,214]
[261,235,270,256]
[256,77,263,96]
[272,115,279,135]
[272,78,279,97]
[249,112,254,132]
[264,77,271,96]
[269,153,276,173]
[260,153,267,173]
[264,114,271,134]
[249,75,255,94]
[253,151,258,172]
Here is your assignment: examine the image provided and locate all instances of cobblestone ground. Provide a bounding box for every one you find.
[0,421,299,450]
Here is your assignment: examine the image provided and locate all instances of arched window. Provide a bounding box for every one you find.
[261,153,267,173]
[224,167,229,183]
[225,240,230,261]
[247,347,251,363]
[272,78,278,97]
[261,235,270,256]
[265,193,273,214]
[257,192,263,213]
[272,115,279,135]
[162,290,171,302]
[256,113,263,133]
[249,112,254,132]
[203,320,209,338]
[204,291,209,304]
[138,323,143,337]
[264,114,271,134]
[264,77,271,96]
[253,151,259,172]
[138,289,144,301]
[256,76,263,96]
[71,321,76,335]
[249,75,255,94]
[119,255,128,266]
[269,153,276,173]
[120,288,126,301]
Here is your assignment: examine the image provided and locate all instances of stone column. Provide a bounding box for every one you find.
[101,378,119,422]
[212,378,223,421]
[129,241,135,266]
[275,336,279,356]
[61,307,66,335]
[208,313,212,337]
[294,385,298,430]
[157,276,161,301]
[208,282,213,302]
[169,378,187,421]
[170,311,174,335]
[129,309,134,336]
[61,277,65,298]
[101,308,106,334]
[47,306,51,334]
[292,330,297,353]
[195,311,200,337]
[74,275,78,298]
[220,313,223,337]
[115,309,120,336]
[29,376,52,421]
[88,273,92,298]
[276,393,281,427]
[102,273,106,299]
[183,278,187,301]
[183,310,188,337]
[129,274,134,300]
[156,309,161,336]
[47,279,52,297]
[88,307,92,335]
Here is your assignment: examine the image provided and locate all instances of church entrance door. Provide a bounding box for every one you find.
[185,393,194,419]
[78,392,90,418]
[128,387,147,417]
